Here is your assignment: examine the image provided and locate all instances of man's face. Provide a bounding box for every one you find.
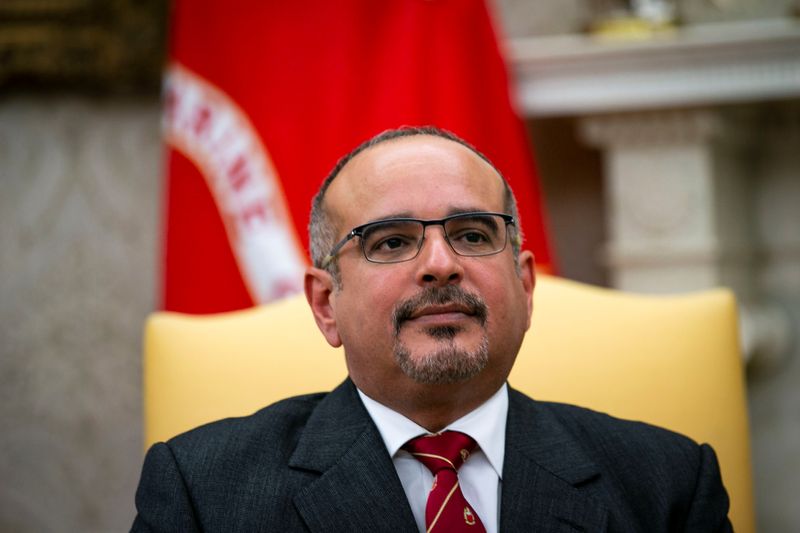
[306,135,535,408]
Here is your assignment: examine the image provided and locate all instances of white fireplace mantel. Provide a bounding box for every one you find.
[508,18,800,117]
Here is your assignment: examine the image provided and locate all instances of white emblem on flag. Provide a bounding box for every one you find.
[163,63,306,303]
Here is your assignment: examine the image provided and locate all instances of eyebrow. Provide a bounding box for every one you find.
[363,206,491,225]
[447,207,488,217]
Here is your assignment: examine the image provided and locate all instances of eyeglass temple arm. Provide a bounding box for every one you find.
[320,230,358,269]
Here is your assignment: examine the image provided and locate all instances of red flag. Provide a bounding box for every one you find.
[162,0,554,313]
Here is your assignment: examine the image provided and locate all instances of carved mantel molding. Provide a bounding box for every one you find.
[509,18,800,116]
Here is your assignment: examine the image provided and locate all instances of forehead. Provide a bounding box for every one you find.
[326,135,506,227]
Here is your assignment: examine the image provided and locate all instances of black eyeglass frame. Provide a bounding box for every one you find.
[320,211,517,268]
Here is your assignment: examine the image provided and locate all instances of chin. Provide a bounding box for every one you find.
[393,335,490,385]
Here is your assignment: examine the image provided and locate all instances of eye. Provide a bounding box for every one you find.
[373,235,414,251]
[445,215,502,253]
[363,220,421,259]
[457,230,490,244]
[450,227,492,246]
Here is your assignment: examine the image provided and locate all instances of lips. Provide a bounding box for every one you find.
[408,304,475,322]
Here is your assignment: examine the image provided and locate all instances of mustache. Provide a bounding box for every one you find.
[391,286,488,334]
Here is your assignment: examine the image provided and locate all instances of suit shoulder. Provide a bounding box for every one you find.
[508,389,707,474]
[539,400,698,450]
[531,398,712,489]
[514,396,731,529]
[136,391,337,530]
[163,391,328,460]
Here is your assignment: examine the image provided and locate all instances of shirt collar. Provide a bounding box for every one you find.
[357,383,508,479]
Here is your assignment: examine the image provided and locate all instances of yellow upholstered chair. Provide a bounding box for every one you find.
[143,275,754,532]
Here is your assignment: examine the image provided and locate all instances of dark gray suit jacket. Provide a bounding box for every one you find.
[131,379,732,532]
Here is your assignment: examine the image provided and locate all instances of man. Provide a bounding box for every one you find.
[132,126,732,532]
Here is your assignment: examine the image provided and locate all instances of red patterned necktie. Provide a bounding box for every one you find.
[403,431,487,532]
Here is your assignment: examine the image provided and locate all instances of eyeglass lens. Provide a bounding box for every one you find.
[362,214,507,263]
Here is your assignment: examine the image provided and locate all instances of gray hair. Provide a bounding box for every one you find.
[309,126,523,286]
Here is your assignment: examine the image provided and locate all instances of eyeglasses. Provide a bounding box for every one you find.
[321,212,517,268]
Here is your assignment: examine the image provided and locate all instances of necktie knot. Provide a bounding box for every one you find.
[403,430,477,474]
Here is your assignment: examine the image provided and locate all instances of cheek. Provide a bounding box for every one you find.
[339,266,405,333]
[478,268,527,328]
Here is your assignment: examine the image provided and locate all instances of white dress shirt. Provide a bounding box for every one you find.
[358,384,508,533]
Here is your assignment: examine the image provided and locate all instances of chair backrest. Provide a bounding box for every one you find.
[143,275,754,532]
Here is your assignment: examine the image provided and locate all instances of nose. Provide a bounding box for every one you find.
[415,226,464,287]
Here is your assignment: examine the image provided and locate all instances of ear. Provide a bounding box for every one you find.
[517,250,536,330]
[304,266,343,348]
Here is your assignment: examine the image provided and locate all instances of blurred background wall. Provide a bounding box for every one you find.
[1,0,798,531]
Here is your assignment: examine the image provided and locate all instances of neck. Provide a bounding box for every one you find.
[357,377,504,432]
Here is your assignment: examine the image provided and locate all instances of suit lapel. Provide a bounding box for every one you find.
[501,388,608,532]
[289,380,417,533]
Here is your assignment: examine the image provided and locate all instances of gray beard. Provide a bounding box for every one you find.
[393,327,489,384]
